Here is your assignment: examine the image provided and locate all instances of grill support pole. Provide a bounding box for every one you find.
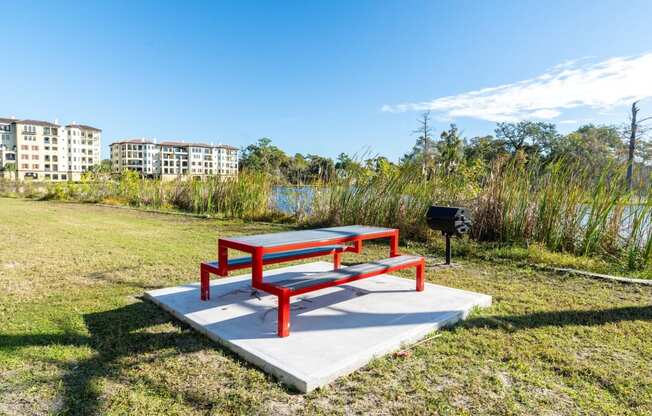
[445,233,451,265]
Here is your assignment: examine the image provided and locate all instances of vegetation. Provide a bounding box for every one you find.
[3,114,652,276]
[1,198,650,415]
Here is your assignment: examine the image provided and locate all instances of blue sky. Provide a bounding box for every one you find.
[2,1,652,161]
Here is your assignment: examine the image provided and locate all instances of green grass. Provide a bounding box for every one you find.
[1,198,651,415]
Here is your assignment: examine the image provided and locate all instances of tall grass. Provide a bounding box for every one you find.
[3,161,652,271]
[4,170,273,220]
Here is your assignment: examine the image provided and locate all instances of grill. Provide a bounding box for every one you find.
[426,206,472,264]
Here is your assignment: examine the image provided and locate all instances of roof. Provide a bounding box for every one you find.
[158,141,238,150]
[159,141,212,148]
[111,139,156,146]
[0,117,17,124]
[158,141,190,147]
[214,144,239,151]
[66,124,102,132]
[14,119,60,127]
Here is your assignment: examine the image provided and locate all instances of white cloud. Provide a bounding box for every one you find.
[382,52,652,122]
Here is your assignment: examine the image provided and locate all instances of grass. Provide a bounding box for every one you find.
[1,198,651,415]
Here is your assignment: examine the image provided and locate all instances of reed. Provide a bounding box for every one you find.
[4,161,652,271]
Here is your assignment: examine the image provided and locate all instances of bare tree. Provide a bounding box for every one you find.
[626,101,652,190]
[412,111,434,177]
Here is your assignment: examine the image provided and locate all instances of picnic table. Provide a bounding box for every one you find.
[200,225,424,337]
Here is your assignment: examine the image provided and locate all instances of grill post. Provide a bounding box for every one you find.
[445,233,451,265]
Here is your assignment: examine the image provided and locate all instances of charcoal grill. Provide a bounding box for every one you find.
[426,206,472,264]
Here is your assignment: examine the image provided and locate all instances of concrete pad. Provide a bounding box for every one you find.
[144,261,492,392]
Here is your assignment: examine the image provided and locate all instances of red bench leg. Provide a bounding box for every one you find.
[200,266,210,300]
[390,230,399,257]
[333,251,342,269]
[217,245,228,276]
[416,260,425,292]
[277,290,291,337]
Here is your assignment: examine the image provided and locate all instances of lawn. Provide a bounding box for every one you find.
[0,198,650,415]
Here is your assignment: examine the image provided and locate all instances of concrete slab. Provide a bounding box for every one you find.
[144,261,492,392]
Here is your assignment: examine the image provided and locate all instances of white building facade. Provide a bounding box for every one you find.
[111,139,238,180]
[0,117,101,181]
[110,139,160,177]
[66,124,102,180]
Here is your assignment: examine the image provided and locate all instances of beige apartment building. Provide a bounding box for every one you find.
[0,117,102,181]
[110,138,159,177]
[110,140,238,180]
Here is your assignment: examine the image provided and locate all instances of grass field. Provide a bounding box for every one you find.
[1,198,651,415]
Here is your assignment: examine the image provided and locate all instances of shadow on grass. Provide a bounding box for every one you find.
[1,300,264,415]
[85,267,166,290]
[2,301,651,414]
[460,305,652,332]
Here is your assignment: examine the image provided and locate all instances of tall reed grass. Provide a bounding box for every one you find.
[3,160,652,270]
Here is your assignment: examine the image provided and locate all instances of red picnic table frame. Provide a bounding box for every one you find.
[201,225,424,337]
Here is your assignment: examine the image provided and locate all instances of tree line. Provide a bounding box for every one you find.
[239,105,651,186]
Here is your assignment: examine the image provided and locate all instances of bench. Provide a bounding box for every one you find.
[271,254,425,336]
[200,245,345,301]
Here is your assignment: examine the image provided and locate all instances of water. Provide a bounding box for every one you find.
[272,186,317,215]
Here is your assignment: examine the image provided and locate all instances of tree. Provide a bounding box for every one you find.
[625,102,651,190]
[335,153,360,172]
[494,121,559,160]
[283,153,309,184]
[553,124,623,170]
[404,111,437,176]
[364,156,397,176]
[99,159,112,173]
[464,135,508,164]
[239,137,289,178]
[437,124,464,174]
[1,162,16,180]
[306,154,335,182]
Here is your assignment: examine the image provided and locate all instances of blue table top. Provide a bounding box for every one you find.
[220,225,395,248]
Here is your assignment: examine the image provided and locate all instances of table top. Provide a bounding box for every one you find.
[220,225,395,248]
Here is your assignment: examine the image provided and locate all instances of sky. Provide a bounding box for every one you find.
[2,0,652,161]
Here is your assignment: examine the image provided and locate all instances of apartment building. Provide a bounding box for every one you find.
[161,141,238,179]
[15,119,68,180]
[0,117,101,181]
[110,138,159,177]
[213,144,238,177]
[66,124,102,180]
[110,139,238,180]
[0,118,16,177]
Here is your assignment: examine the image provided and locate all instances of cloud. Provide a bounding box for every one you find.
[382,52,652,122]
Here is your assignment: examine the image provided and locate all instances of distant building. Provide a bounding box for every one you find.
[65,124,102,180]
[110,138,159,177]
[110,139,238,180]
[0,117,101,181]
[0,118,17,177]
